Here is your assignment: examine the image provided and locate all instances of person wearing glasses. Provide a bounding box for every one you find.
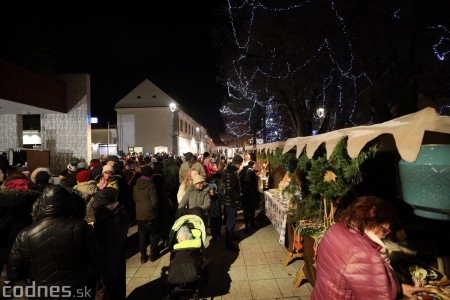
[311,195,433,300]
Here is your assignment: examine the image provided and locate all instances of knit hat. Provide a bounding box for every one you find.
[177,226,193,242]
[94,187,118,207]
[35,171,51,184]
[76,170,92,183]
[209,182,217,191]
[232,155,243,164]
[77,161,88,170]
[67,163,78,172]
[192,174,205,185]
[102,165,115,174]
[140,166,153,177]
[253,162,263,171]
[90,159,101,168]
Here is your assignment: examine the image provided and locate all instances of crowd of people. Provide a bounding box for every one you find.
[3,149,434,299]
[0,150,264,299]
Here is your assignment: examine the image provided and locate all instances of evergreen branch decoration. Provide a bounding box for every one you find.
[288,137,378,232]
[306,137,378,200]
[297,149,311,172]
[268,148,285,170]
[257,149,267,161]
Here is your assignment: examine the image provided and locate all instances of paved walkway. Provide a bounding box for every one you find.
[125,212,313,299]
[0,212,313,300]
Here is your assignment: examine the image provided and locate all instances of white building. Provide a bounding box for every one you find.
[115,79,207,156]
[0,60,92,174]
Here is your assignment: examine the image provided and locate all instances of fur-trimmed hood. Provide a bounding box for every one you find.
[30,167,52,184]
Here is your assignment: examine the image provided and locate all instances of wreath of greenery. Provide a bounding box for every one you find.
[286,137,378,236]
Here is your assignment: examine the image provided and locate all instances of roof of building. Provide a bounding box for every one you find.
[115,79,179,109]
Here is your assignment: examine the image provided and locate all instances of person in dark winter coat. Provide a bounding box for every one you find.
[208,182,222,242]
[59,162,79,188]
[152,166,171,249]
[92,187,129,300]
[89,158,103,179]
[242,162,260,232]
[220,155,243,252]
[30,168,53,193]
[0,152,10,182]
[133,166,160,263]
[7,185,99,299]
[0,170,41,269]
[163,156,180,228]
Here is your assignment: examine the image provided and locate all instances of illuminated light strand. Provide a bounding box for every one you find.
[222,0,375,140]
[430,25,450,61]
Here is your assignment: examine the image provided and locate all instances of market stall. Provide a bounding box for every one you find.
[273,107,450,288]
[263,189,288,245]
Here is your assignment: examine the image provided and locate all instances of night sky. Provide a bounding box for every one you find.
[0,2,227,140]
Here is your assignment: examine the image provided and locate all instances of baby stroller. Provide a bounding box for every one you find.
[166,214,206,300]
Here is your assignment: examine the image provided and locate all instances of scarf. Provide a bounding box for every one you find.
[365,229,390,264]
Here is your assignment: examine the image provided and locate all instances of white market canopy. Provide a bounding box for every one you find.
[283,107,450,163]
[255,141,286,154]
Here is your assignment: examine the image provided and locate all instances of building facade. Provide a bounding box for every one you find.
[115,79,208,156]
[0,60,92,174]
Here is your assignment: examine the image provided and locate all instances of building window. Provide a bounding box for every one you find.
[184,121,187,133]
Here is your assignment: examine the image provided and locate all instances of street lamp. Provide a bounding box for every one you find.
[169,103,177,113]
[314,107,326,135]
[195,127,200,154]
[316,107,325,118]
[169,103,179,156]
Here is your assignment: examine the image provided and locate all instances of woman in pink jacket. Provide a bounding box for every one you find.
[311,196,432,300]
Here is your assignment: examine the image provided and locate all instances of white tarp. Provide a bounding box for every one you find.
[255,141,286,154]
[282,107,450,163]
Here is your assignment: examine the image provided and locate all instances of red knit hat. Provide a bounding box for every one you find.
[90,158,101,168]
[76,170,92,183]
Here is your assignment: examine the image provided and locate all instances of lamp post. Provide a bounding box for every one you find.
[316,107,325,119]
[169,103,179,156]
[195,127,200,154]
[107,121,110,155]
[315,107,326,135]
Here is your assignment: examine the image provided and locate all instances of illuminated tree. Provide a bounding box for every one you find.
[215,0,450,142]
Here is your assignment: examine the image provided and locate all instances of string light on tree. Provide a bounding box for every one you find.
[430,25,450,61]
